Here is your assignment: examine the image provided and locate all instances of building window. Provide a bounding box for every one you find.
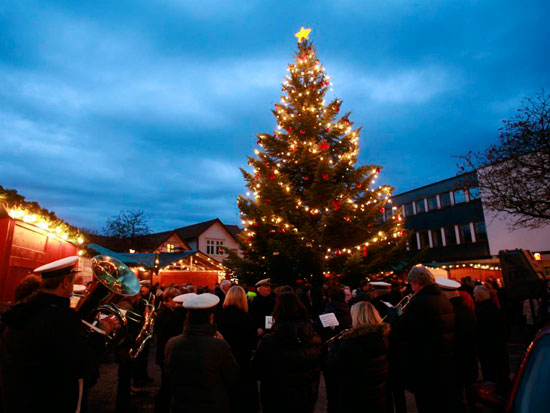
[419,231,430,248]
[444,226,457,245]
[384,208,393,222]
[404,202,414,216]
[427,196,438,211]
[468,186,481,200]
[216,240,224,254]
[454,189,467,204]
[166,243,174,252]
[439,192,452,208]
[458,223,473,243]
[474,222,488,241]
[431,229,443,247]
[410,233,419,250]
[415,200,426,214]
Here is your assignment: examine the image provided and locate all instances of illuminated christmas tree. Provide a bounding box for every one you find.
[227,28,405,286]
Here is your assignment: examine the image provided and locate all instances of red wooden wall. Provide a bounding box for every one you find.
[157,271,220,289]
[0,218,78,303]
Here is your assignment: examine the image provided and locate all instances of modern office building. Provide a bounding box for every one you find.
[387,172,549,278]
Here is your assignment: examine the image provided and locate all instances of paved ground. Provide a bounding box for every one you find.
[87,338,528,413]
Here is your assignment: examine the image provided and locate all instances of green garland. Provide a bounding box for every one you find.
[0,185,83,245]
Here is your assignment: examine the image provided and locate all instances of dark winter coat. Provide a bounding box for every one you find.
[215,306,257,370]
[252,320,323,413]
[0,292,88,413]
[249,293,276,331]
[216,306,258,413]
[165,322,240,413]
[327,323,391,413]
[449,296,478,385]
[155,306,186,366]
[390,283,455,393]
[475,299,509,391]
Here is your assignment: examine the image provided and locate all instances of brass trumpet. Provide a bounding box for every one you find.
[381,293,413,322]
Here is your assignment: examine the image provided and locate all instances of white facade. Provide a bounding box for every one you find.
[478,168,550,255]
[483,208,550,256]
[197,221,241,260]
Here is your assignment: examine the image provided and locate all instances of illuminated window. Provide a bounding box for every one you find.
[166,243,174,252]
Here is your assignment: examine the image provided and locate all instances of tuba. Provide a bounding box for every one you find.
[76,255,141,346]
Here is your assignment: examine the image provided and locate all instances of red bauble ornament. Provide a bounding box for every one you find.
[344,119,350,125]
[325,127,331,132]
[318,140,330,151]
[304,176,310,181]
[265,199,272,203]
[253,222,259,227]
[287,126,293,132]
[300,129,306,135]
[290,144,298,152]
[268,171,275,180]
[356,183,362,188]
[257,139,262,145]
[334,249,342,256]
[332,200,342,210]
[243,250,249,254]
[379,208,385,213]
[322,173,329,180]
[376,168,381,174]
[362,245,368,257]
[279,228,286,233]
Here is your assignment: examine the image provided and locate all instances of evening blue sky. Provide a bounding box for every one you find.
[1,0,548,232]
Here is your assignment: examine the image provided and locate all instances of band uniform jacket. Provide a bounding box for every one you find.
[0,292,87,413]
[165,322,239,413]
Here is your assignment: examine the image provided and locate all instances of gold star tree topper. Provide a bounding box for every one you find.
[295,27,312,43]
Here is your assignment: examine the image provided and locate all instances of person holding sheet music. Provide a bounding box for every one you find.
[251,292,322,413]
[249,278,276,337]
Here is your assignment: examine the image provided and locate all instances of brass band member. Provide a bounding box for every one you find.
[390,265,455,413]
[0,256,113,413]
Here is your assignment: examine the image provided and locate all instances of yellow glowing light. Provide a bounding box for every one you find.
[295,27,312,43]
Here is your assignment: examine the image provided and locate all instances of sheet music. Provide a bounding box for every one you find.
[265,316,273,329]
[381,301,394,308]
[319,313,339,328]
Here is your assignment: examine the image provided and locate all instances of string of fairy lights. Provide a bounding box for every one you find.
[6,207,84,246]
[239,27,405,259]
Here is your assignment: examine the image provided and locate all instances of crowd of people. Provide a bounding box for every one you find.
[0,256,535,413]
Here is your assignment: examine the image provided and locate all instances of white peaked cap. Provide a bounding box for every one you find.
[73,284,87,293]
[33,255,78,274]
[370,281,391,288]
[183,293,220,309]
[436,278,461,290]
[173,293,197,303]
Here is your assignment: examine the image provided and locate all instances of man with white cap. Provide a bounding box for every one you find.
[0,256,108,413]
[437,278,478,413]
[165,293,239,413]
[389,264,455,413]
